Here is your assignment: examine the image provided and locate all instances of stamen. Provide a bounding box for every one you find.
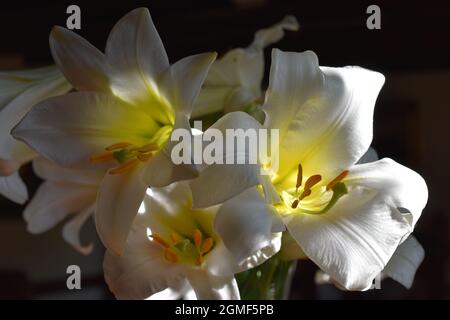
[195,255,204,266]
[151,233,169,248]
[137,153,153,162]
[193,229,202,248]
[296,163,303,190]
[89,152,114,163]
[326,170,349,191]
[105,142,132,151]
[304,174,322,190]
[164,248,178,263]
[109,159,139,174]
[170,232,182,244]
[137,143,159,153]
[291,199,299,209]
[201,238,214,254]
[299,188,312,201]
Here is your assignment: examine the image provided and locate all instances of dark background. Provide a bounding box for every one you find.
[0,0,449,299]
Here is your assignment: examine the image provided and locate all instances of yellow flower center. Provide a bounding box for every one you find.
[89,125,173,174]
[276,163,349,215]
[150,228,214,266]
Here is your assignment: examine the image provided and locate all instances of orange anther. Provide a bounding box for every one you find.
[299,188,312,201]
[137,153,153,162]
[151,233,169,248]
[296,163,303,189]
[170,232,182,244]
[89,151,114,163]
[201,238,214,254]
[193,229,202,248]
[164,248,178,263]
[137,143,158,153]
[304,174,322,190]
[105,142,133,151]
[195,255,204,266]
[326,170,349,191]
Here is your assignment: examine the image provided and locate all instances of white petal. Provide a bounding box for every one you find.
[12,92,157,168]
[189,111,263,208]
[24,181,96,234]
[186,271,240,300]
[0,65,65,109]
[382,235,424,289]
[163,52,217,115]
[103,223,183,300]
[0,172,28,204]
[0,68,70,158]
[285,158,427,290]
[215,188,281,268]
[32,157,103,185]
[95,163,148,256]
[105,8,173,124]
[50,27,110,92]
[263,49,385,181]
[62,203,95,255]
[248,15,299,51]
[144,113,198,187]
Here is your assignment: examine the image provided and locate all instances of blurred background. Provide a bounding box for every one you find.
[0,0,449,299]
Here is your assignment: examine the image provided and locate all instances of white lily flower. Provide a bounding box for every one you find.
[0,66,70,203]
[103,182,281,300]
[190,49,428,290]
[12,8,217,255]
[192,15,299,118]
[24,158,103,254]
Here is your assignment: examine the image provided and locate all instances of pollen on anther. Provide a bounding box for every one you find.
[195,255,204,266]
[90,152,114,163]
[170,232,182,244]
[164,248,178,263]
[296,164,303,189]
[304,174,322,190]
[299,188,312,201]
[326,170,349,191]
[193,229,202,248]
[151,233,170,248]
[105,142,132,151]
[201,238,214,254]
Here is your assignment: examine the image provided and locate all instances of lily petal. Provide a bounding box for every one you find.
[0,172,28,204]
[215,187,281,268]
[32,157,103,185]
[285,158,427,290]
[103,224,184,299]
[105,8,172,124]
[24,181,96,234]
[264,49,385,181]
[62,203,95,255]
[95,163,148,256]
[12,92,158,168]
[50,26,110,92]
[186,271,240,300]
[382,235,424,289]
[163,52,217,115]
[190,111,263,208]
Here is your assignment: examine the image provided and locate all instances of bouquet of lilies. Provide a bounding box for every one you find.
[0,8,428,299]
